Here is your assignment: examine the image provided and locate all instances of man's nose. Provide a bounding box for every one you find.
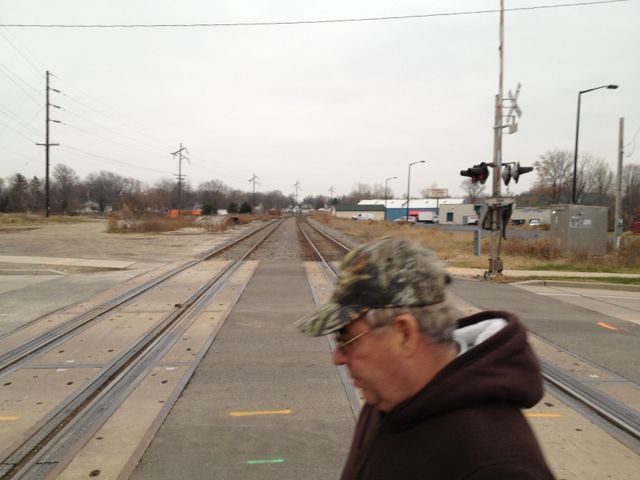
[333,346,347,366]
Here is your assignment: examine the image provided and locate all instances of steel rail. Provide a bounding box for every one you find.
[0,218,285,480]
[300,218,640,444]
[297,222,338,280]
[304,217,352,252]
[541,359,640,449]
[297,219,363,417]
[0,219,279,376]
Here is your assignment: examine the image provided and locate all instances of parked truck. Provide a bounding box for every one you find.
[417,212,439,223]
[351,213,375,222]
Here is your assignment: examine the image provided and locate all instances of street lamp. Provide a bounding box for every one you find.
[384,176,397,221]
[406,161,426,221]
[572,84,618,204]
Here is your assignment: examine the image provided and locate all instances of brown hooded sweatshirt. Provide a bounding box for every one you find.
[340,311,555,480]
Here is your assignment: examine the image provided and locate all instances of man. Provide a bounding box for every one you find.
[295,237,554,480]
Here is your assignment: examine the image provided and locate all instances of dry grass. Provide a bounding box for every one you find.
[106,212,281,234]
[0,213,86,225]
[108,215,199,233]
[323,217,640,272]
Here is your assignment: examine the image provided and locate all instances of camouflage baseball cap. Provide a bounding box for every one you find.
[295,237,451,336]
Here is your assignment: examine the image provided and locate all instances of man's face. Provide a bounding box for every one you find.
[333,318,406,412]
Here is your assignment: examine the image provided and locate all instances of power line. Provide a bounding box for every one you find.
[59,145,175,175]
[0,103,42,136]
[0,104,43,151]
[624,125,640,158]
[56,77,176,150]
[1,31,174,159]
[0,117,38,142]
[0,28,45,77]
[2,147,41,164]
[0,64,41,105]
[61,108,169,155]
[62,120,169,159]
[0,1,629,28]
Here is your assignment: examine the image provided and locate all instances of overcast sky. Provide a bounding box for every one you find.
[1,0,638,200]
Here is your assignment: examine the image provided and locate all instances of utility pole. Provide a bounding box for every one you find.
[487,1,506,277]
[35,70,60,218]
[484,0,522,278]
[171,143,189,213]
[248,173,260,212]
[329,186,334,206]
[614,117,624,250]
[294,181,301,206]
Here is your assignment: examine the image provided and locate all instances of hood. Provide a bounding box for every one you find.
[384,311,543,431]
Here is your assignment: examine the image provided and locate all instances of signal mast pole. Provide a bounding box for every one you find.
[488,1,505,277]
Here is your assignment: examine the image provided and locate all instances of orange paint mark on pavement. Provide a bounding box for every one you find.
[525,413,562,418]
[597,322,618,331]
[229,409,292,417]
[0,416,20,421]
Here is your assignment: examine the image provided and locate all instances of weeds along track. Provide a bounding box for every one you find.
[0,218,285,479]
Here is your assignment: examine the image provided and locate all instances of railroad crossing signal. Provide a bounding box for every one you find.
[460,162,490,184]
[501,162,534,185]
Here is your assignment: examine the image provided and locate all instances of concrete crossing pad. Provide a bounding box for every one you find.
[131,261,355,480]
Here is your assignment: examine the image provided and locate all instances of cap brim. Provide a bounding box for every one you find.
[294,302,369,337]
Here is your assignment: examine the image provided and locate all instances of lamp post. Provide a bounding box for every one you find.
[572,84,618,204]
[384,176,397,221]
[406,161,425,221]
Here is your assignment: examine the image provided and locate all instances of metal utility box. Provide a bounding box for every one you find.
[550,204,608,255]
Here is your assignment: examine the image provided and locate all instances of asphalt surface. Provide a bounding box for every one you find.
[449,278,640,384]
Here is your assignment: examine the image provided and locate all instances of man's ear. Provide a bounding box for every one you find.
[392,313,421,356]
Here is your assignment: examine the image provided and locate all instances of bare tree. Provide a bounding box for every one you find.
[0,178,7,212]
[52,164,80,214]
[371,183,388,198]
[85,171,128,213]
[576,154,613,204]
[28,176,44,212]
[197,180,229,210]
[460,179,486,204]
[343,183,375,203]
[531,150,573,203]
[622,163,640,226]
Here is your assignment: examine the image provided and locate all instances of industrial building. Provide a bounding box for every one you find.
[331,199,552,226]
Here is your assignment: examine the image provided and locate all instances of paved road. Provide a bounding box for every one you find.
[418,223,549,239]
[449,278,640,384]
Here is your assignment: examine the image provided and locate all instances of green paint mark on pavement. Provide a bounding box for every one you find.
[246,458,286,465]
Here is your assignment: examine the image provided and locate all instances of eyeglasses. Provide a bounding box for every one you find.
[334,329,371,354]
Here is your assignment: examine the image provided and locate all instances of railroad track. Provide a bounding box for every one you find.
[3,217,637,478]
[298,217,640,451]
[0,219,280,377]
[0,218,284,479]
[296,218,363,417]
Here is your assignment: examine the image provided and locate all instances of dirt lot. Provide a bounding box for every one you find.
[0,219,251,268]
[0,219,260,333]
